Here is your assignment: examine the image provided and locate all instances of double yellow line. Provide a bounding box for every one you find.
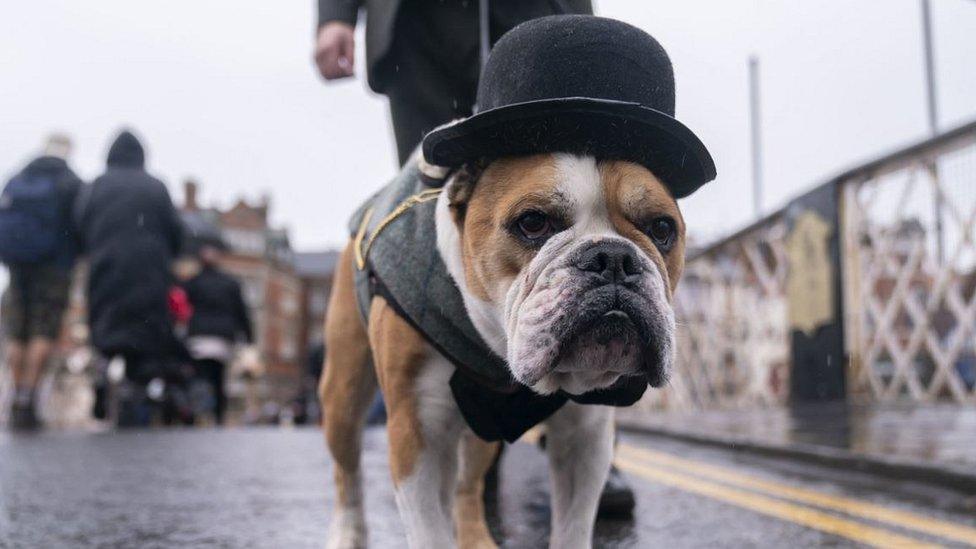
[614,443,976,548]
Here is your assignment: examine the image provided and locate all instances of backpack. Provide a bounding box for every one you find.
[0,174,60,264]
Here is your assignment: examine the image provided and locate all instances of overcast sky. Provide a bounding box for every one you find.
[1,0,974,253]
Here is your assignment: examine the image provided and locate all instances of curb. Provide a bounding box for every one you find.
[616,419,976,495]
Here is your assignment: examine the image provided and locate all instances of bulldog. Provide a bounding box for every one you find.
[319,15,715,549]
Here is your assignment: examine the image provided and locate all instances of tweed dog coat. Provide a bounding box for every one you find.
[349,159,647,442]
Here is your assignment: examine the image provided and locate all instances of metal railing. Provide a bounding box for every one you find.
[841,123,976,404]
[636,120,976,412]
[637,214,792,411]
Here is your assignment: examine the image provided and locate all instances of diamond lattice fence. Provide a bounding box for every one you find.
[637,217,792,411]
[842,130,976,404]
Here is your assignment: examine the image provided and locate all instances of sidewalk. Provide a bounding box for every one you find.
[616,402,976,493]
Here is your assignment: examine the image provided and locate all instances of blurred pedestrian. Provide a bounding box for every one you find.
[0,134,82,430]
[314,0,593,165]
[75,130,186,427]
[181,242,253,425]
[233,345,266,425]
[301,341,325,424]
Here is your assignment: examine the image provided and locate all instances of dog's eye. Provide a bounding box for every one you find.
[515,211,554,242]
[647,217,676,250]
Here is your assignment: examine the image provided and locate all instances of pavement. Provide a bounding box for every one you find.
[617,402,976,492]
[2,426,975,548]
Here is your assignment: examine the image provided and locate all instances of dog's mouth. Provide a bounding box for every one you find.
[554,310,640,368]
[550,296,667,389]
[507,257,675,394]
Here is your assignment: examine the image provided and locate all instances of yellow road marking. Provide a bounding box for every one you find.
[617,444,976,547]
[615,456,941,548]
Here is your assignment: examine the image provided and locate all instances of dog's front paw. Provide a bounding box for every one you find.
[326,509,367,549]
[457,518,497,549]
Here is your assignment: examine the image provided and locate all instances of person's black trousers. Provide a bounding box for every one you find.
[383,1,563,165]
[194,358,227,425]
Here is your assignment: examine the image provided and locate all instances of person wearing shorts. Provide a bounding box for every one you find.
[2,265,71,343]
[1,135,82,430]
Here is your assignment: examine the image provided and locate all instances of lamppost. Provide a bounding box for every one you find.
[921,0,939,135]
[749,56,763,219]
[920,0,945,264]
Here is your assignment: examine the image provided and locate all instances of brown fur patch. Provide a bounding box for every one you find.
[367,296,430,485]
[455,433,500,548]
[320,241,376,506]
[600,160,685,297]
[454,155,562,301]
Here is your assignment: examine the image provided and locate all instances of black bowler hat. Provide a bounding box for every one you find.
[422,15,716,198]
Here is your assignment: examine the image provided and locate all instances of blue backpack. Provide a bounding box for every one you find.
[0,174,61,264]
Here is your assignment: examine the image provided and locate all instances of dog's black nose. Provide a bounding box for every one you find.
[575,241,643,283]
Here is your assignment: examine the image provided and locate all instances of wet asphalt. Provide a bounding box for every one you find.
[0,427,973,548]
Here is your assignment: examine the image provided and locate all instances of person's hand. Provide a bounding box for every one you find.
[314,21,355,80]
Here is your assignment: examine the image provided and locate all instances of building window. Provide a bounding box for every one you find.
[224,228,265,256]
[310,290,328,315]
[243,278,264,308]
[281,294,298,315]
[281,337,297,362]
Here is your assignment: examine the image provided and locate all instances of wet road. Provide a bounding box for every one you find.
[1,427,974,548]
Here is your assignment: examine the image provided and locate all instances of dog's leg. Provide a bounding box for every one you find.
[321,242,376,549]
[454,431,500,549]
[368,296,465,548]
[544,403,614,549]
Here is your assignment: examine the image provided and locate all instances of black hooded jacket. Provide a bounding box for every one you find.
[182,265,253,344]
[76,131,185,366]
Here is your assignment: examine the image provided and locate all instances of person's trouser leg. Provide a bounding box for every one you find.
[118,353,153,428]
[3,271,29,404]
[192,358,227,424]
[23,337,53,392]
[210,360,227,425]
[6,341,25,391]
[5,340,32,425]
[381,0,571,165]
[387,78,474,166]
[8,337,54,427]
[383,3,480,165]
[4,269,43,428]
[9,264,70,424]
[92,355,109,420]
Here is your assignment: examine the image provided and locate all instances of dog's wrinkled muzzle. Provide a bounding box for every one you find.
[507,237,675,394]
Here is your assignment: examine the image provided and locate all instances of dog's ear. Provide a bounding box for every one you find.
[446,161,485,226]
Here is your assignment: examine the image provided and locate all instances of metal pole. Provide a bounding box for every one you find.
[921,0,945,263]
[479,0,491,71]
[749,56,763,219]
[921,0,939,135]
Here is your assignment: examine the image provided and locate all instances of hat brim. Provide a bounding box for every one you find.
[422,97,716,198]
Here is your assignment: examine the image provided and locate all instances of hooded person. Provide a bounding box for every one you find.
[75,130,186,396]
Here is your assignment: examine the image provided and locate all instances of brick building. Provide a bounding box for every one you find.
[293,250,339,362]
[181,180,337,405]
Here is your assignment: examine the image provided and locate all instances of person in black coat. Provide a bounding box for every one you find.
[76,130,185,395]
[182,243,253,425]
[314,0,593,164]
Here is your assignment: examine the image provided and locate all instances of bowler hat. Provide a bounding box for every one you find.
[422,15,716,198]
